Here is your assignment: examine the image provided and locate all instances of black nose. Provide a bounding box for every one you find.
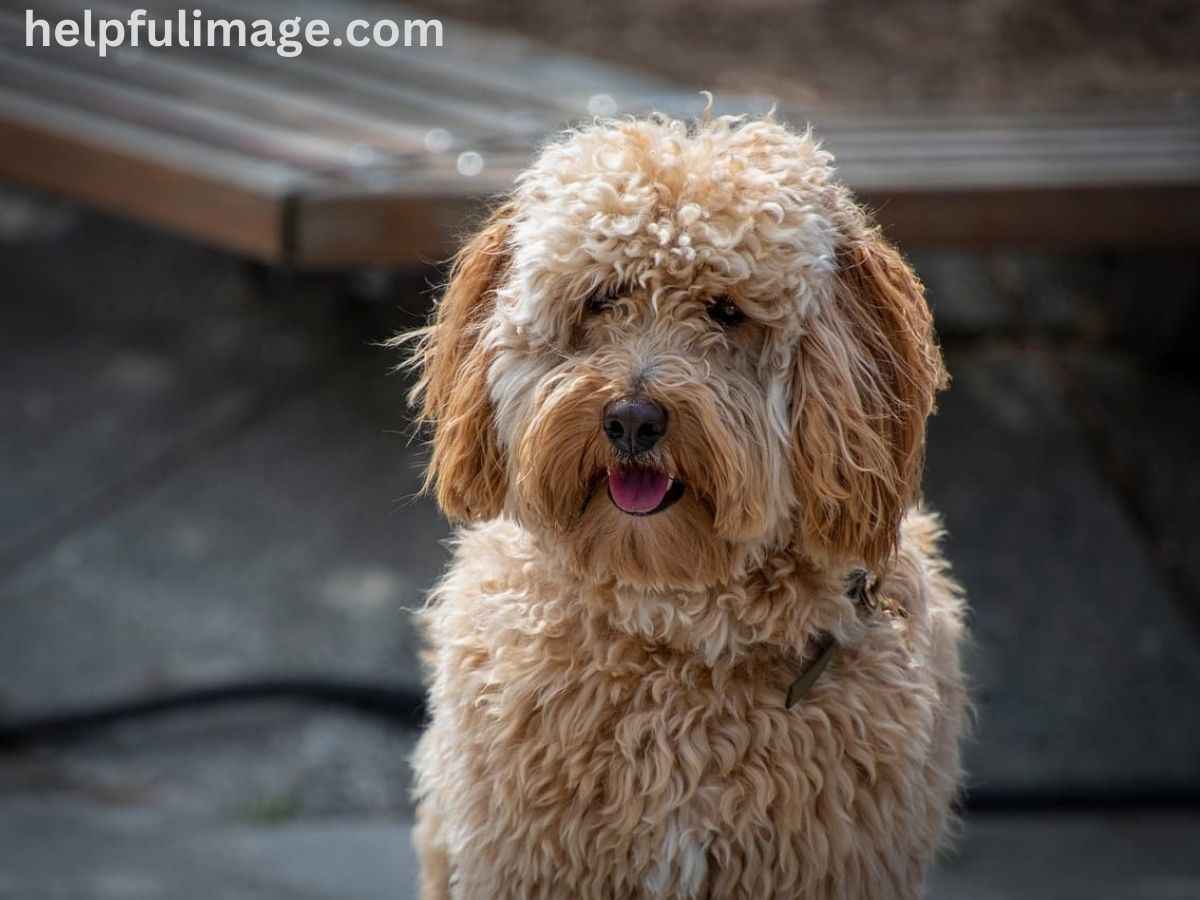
[603,398,668,455]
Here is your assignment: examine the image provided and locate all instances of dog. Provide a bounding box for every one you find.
[401,112,967,900]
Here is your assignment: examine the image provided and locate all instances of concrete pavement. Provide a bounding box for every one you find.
[3,195,1199,896]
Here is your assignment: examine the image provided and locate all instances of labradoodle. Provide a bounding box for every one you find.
[399,112,967,900]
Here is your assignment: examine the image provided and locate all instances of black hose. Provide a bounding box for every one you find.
[962,785,1200,813]
[0,677,427,748]
[5,684,1198,813]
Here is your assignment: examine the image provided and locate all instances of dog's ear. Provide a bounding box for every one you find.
[409,203,513,522]
[792,228,947,567]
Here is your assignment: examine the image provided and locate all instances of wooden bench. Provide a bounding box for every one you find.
[2,0,1198,267]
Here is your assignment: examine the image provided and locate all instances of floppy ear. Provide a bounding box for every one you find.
[408,203,513,522]
[792,228,947,567]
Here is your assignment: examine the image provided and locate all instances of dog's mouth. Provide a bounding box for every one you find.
[605,464,685,516]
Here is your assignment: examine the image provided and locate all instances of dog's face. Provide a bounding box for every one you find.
[407,116,945,588]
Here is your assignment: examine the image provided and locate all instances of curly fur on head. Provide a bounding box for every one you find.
[400,112,965,900]
[403,113,946,582]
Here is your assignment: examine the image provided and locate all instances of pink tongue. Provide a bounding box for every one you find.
[608,466,672,514]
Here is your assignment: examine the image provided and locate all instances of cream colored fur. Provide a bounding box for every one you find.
[401,113,967,899]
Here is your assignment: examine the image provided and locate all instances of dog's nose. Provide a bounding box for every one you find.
[603,398,667,455]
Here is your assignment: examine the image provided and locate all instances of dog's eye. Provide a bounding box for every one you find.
[708,296,745,328]
[585,284,620,314]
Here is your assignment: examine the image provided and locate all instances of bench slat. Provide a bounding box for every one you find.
[3,0,1197,263]
[0,89,293,259]
[0,12,434,155]
[0,49,397,175]
[18,0,567,138]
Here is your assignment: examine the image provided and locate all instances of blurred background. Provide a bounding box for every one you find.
[1,1,1199,897]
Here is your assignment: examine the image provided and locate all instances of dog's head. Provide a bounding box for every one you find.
[406,115,946,588]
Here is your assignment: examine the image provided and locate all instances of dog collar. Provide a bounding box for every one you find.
[785,633,838,708]
[786,568,896,708]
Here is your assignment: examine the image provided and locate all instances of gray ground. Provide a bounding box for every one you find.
[2,189,1200,896]
[425,0,1200,114]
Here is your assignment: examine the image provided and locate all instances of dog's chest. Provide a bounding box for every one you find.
[472,623,926,899]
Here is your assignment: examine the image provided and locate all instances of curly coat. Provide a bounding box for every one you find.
[401,113,967,900]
